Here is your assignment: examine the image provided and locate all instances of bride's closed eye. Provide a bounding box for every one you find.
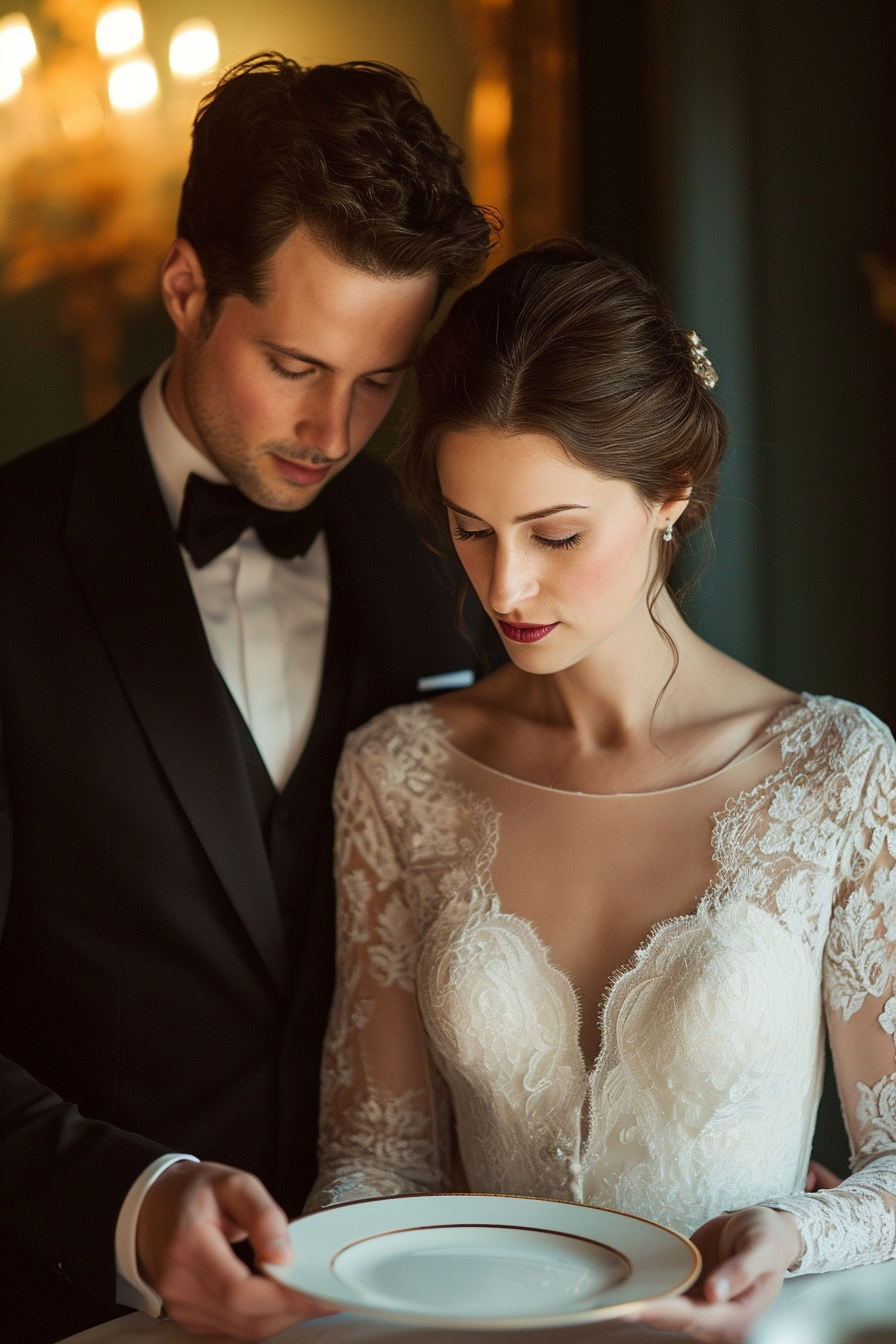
[451,523,492,542]
[451,523,583,551]
[536,532,582,550]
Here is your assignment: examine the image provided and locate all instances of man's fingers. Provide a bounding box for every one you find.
[163,1254,331,1339]
[171,1229,332,1324]
[222,1272,335,1319]
[213,1170,294,1265]
[257,1231,292,1266]
[175,1274,336,1339]
[152,1222,252,1320]
[136,1160,326,1337]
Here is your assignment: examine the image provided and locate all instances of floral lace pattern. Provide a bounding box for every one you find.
[308,697,896,1276]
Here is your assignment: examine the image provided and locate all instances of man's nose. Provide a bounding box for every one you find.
[296,382,352,461]
[488,542,539,613]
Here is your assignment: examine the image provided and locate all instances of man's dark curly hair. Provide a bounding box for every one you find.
[177,53,499,317]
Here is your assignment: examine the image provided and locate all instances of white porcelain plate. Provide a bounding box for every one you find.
[263,1194,701,1329]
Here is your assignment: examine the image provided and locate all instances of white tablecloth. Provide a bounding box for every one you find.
[55,1261,896,1344]
[58,1313,689,1344]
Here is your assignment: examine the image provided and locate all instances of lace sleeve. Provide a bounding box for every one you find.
[305,732,452,1211]
[765,738,896,1273]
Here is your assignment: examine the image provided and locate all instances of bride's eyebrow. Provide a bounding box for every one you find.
[442,497,589,523]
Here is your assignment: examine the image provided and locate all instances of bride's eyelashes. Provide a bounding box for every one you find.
[537,533,583,550]
[451,523,583,551]
[451,523,492,542]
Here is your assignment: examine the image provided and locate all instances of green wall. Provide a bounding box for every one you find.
[579,0,893,725]
[669,0,893,723]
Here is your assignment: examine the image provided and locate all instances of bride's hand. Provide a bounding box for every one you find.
[622,1206,802,1343]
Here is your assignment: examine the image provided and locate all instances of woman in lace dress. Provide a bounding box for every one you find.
[309,242,896,1341]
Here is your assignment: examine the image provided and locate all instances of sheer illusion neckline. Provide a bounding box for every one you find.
[433,696,805,799]
[432,698,805,1091]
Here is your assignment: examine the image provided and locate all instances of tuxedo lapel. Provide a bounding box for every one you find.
[63,390,289,996]
[320,460,465,720]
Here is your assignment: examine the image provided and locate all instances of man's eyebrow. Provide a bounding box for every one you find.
[262,342,411,375]
[442,498,590,523]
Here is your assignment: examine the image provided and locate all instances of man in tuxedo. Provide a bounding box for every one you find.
[0,54,497,1342]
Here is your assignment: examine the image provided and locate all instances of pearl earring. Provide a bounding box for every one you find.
[662,520,674,543]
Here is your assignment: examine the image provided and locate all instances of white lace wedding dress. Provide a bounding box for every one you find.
[308,695,896,1274]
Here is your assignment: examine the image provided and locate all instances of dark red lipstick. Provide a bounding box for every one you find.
[497,620,559,643]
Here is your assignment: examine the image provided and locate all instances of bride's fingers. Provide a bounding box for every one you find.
[626,1294,735,1342]
[806,1158,842,1190]
[703,1238,776,1302]
[629,1282,776,1344]
[626,1210,796,1342]
[712,1209,801,1297]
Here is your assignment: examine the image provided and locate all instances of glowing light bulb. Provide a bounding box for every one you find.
[0,60,22,101]
[0,12,37,70]
[96,2,143,58]
[168,19,218,78]
[108,55,158,110]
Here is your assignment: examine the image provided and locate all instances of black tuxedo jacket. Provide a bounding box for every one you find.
[0,384,497,1340]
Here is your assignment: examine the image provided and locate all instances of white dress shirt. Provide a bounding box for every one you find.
[115,363,331,1314]
[141,360,330,787]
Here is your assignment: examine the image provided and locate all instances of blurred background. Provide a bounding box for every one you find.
[0,0,893,726]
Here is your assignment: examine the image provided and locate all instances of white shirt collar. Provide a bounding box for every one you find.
[140,359,229,528]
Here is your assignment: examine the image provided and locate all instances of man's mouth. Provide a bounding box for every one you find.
[497,620,559,643]
[271,454,332,487]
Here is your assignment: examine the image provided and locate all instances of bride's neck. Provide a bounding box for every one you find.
[520,592,706,750]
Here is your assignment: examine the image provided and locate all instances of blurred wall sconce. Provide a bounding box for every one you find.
[451,0,580,265]
[861,252,896,331]
[0,0,220,418]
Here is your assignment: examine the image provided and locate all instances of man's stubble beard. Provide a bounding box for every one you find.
[181,349,321,511]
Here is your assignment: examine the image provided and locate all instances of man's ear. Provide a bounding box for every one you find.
[161,238,207,336]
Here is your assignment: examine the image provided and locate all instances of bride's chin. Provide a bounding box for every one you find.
[503,639,580,676]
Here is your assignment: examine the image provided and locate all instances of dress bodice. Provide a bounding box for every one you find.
[309,696,896,1276]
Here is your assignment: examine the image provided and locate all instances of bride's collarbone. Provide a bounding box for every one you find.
[433,676,797,794]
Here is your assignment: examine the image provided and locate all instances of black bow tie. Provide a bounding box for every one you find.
[176,473,325,568]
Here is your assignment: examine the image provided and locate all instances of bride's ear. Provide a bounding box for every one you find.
[657,484,692,535]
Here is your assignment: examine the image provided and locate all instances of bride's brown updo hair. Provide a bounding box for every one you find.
[397,239,728,610]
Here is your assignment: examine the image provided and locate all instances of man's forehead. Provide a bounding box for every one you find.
[247,234,438,367]
[265,224,437,302]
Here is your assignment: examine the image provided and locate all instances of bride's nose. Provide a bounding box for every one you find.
[488,540,540,614]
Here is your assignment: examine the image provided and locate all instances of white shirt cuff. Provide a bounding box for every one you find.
[115,1153,199,1315]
